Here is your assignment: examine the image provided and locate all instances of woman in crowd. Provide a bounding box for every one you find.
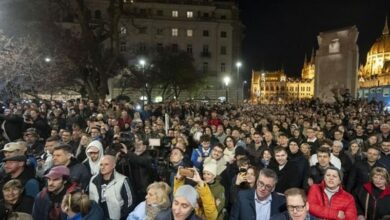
[346,140,365,164]
[308,167,357,220]
[0,180,34,219]
[259,148,273,168]
[354,167,390,220]
[230,165,258,207]
[61,190,103,220]
[127,181,171,220]
[75,133,92,162]
[223,136,237,164]
[300,143,311,159]
[202,162,225,220]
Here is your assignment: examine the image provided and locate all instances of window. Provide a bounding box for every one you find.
[220,63,226,72]
[202,45,209,53]
[172,28,178,36]
[307,87,311,92]
[220,31,227,38]
[172,44,178,52]
[187,44,192,54]
[220,46,226,55]
[302,87,305,92]
[120,42,126,52]
[329,38,340,54]
[156,28,163,35]
[203,30,209,37]
[203,62,208,73]
[203,12,209,18]
[172,10,178,17]
[120,26,127,34]
[95,10,102,19]
[139,27,147,34]
[187,11,193,18]
[187,29,193,37]
[157,10,163,16]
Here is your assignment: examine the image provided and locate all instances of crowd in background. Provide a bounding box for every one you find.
[0,97,389,220]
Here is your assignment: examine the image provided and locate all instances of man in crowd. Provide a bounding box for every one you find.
[33,166,77,220]
[36,136,61,177]
[52,144,90,189]
[89,155,133,220]
[230,168,286,219]
[379,140,390,171]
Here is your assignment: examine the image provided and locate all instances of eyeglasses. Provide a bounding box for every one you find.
[256,181,273,191]
[287,204,306,212]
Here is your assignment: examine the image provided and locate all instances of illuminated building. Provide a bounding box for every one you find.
[359,17,390,87]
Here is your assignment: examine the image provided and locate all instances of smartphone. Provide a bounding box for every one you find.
[179,168,194,178]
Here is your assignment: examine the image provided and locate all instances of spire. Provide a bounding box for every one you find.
[304,53,308,65]
[383,16,389,35]
[310,48,315,64]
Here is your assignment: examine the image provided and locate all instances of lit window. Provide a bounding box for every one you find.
[187,29,193,37]
[187,11,193,18]
[120,26,126,34]
[172,10,178,17]
[172,28,178,36]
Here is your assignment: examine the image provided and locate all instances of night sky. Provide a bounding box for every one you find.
[239,0,390,79]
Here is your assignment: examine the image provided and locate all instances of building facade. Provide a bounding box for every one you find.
[250,54,315,104]
[359,17,390,88]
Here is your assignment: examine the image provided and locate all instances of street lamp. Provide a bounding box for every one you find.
[223,76,231,103]
[242,80,247,100]
[44,57,51,63]
[139,59,146,105]
[261,72,265,104]
[235,61,242,103]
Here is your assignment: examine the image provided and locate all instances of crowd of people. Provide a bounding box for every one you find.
[0,97,389,220]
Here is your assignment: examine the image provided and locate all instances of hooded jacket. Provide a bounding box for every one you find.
[83,140,104,176]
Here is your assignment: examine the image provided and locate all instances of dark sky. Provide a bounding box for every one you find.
[239,0,390,79]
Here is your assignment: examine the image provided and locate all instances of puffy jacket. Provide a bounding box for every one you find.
[354,182,390,220]
[308,181,357,220]
[174,178,218,220]
[208,180,225,220]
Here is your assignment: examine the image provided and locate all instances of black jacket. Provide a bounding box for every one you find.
[269,160,301,194]
[346,159,385,192]
[354,182,390,220]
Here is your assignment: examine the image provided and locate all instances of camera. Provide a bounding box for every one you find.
[239,168,247,175]
[179,168,195,178]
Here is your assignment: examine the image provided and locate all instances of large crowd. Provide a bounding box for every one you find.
[0,97,389,220]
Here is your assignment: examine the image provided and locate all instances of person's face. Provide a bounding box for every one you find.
[3,187,22,204]
[202,170,215,183]
[45,141,57,154]
[275,150,288,166]
[145,188,159,205]
[332,143,342,154]
[253,134,262,144]
[90,129,100,138]
[100,157,115,176]
[217,126,224,134]
[52,150,71,166]
[201,140,210,150]
[381,142,390,154]
[324,169,341,190]
[211,147,224,160]
[264,132,273,142]
[381,125,390,134]
[262,150,272,161]
[61,131,72,143]
[350,143,359,154]
[23,133,36,143]
[170,149,184,164]
[372,174,387,190]
[256,175,275,200]
[4,161,23,174]
[278,136,288,146]
[317,152,330,167]
[368,136,378,144]
[246,168,256,185]
[306,129,315,139]
[289,142,299,154]
[334,132,343,140]
[316,131,324,139]
[366,148,380,163]
[225,138,234,148]
[172,197,194,220]
[286,195,309,220]
[88,151,100,162]
[30,110,38,120]
[47,177,65,193]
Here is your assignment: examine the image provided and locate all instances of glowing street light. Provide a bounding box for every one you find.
[44,57,51,63]
[223,76,231,102]
[235,61,242,103]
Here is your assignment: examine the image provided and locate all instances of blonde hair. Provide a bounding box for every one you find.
[371,167,390,185]
[3,179,23,191]
[146,181,171,206]
[63,191,91,215]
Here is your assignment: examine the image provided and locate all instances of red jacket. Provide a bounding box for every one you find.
[308,181,357,220]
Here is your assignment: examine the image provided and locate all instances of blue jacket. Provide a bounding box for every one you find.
[84,201,104,220]
[32,188,67,220]
[230,189,286,220]
[190,146,212,170]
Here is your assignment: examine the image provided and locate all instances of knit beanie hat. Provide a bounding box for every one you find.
[203,161,218,177]
[174,185,199,208]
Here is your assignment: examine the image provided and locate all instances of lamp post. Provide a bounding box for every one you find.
[44,57,51,63]
[235,61,242,104]
[223,76,231,103]
[242,80,247,100]
[261,72,265,104]
[139,59,146,105]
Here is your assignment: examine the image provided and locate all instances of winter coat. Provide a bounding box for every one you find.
[354,182,390,220]
[208,180,225,220]
[67,157,91,190]
[174,178,218,220]
[155,209,201,220]
[191,146,212,170]
[83,201,104,220]
[346,159,386,192]
[269,160,301,193]
[270,211,318,220]
[308,181,357,220]
[82,140,104,176]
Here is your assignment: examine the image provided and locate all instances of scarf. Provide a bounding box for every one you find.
[145,200,170,220]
